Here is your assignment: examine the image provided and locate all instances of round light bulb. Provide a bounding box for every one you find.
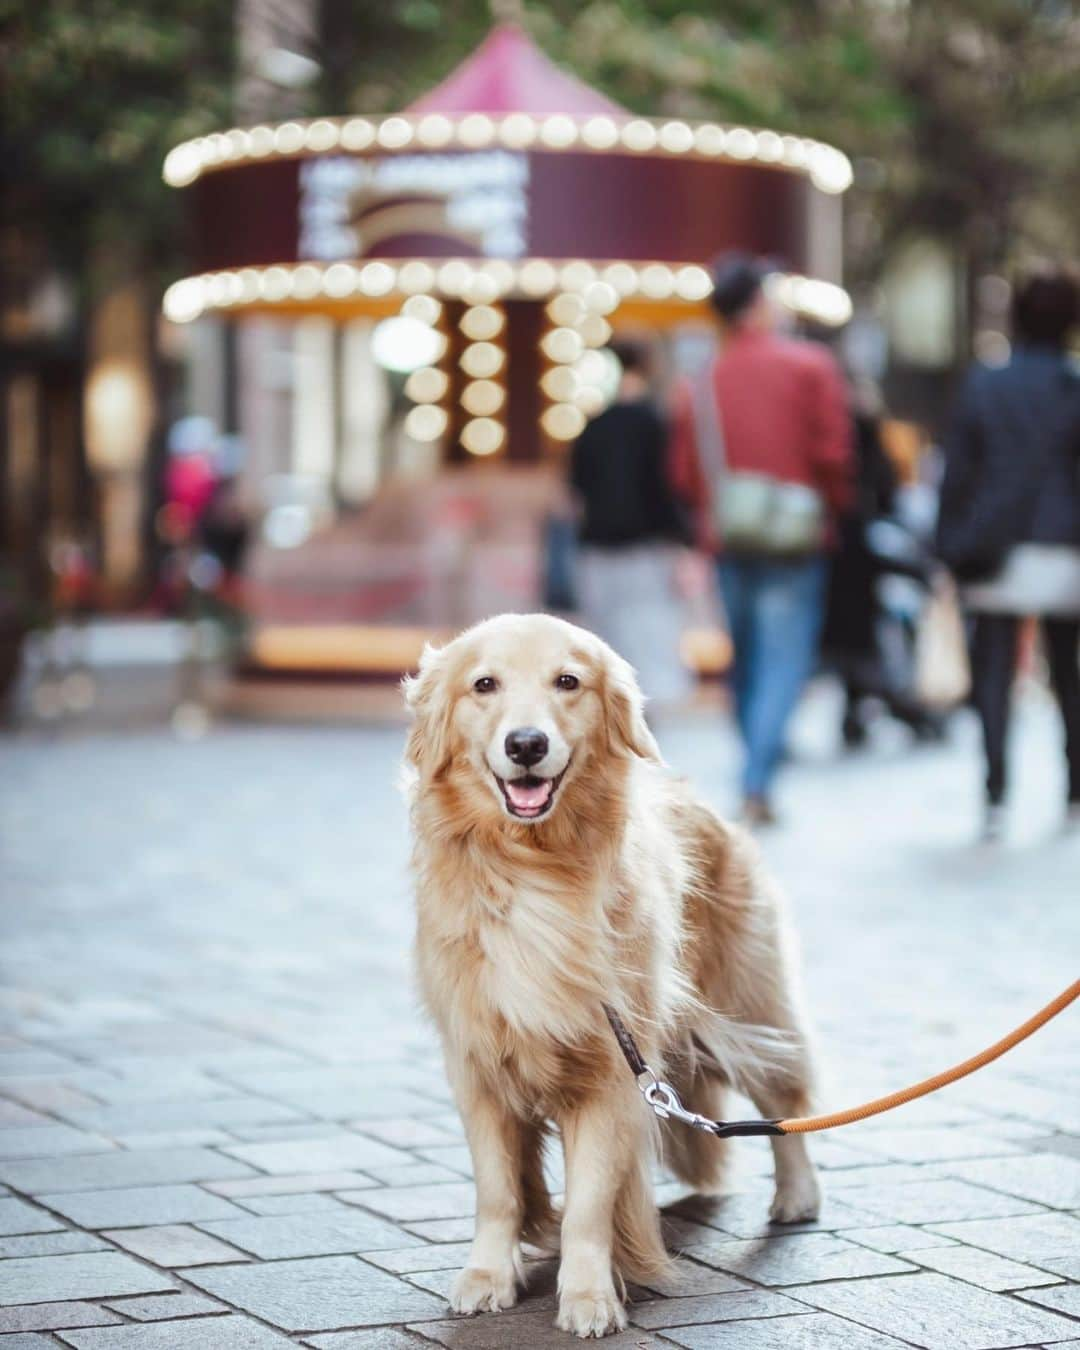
[462,273,499,306]
[402,294,442,325]
[560,261,596,292]
[437,260,474,296]
[416,114,453,147]
[578,314,612,348]
[541,366,578,401]
[460,305,504,341]
[658,121,693,154]
[639,264,675,299]
[547,293,586,326]
[541,403,586,441]
[622,119,657,152]
[461,380,505,416]
[460,342,504,379]
[602,263,639,296]
[397,261,436,295]
[405,405,448,442]
[540,114,577,149]
[458,113,495,148]
[460,417,505,456]
[675,265,712,302]
[377,116,413,149]
[499,113,536,149]
[541,327,584,364]
[582,116,618,150]
[305,120,339,152]
[405,367,449,404]
[341,119,375,150]
[694,123,726,156]
[582,281,618,315]
[518,260,557,296]
[359,262,395,296]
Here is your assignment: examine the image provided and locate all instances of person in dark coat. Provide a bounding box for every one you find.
[937,267,1080,837]
[823,393,941,745]
[570,339,691,704]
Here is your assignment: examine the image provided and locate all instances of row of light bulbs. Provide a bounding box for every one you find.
[164,115,852,195]
[163,259,853,328]
[163,258,734,325]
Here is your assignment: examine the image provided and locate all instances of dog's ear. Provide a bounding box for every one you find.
[402,642,454,780]
[603,649,662,762]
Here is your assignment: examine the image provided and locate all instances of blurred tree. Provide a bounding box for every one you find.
[2,0,236,288]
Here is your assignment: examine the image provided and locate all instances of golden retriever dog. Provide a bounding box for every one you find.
[403,612,820,1338]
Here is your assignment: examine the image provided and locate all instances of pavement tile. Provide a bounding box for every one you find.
[838,1224,957,1253]
[635,1261,747,1298]
[60,1098,306,1135]
[412,1310,668,1347]
[113,1130,236,1150]
[685,1232,915,1286]
[361,1243,475,1274]
[354,1163,464,1188]
[0,1050,80,1077]
[631,1288,806,1329]
[236,1192,349,1216]
[348,1184,476,1223]
[303,1334,428,1350]
[1017,1283,1080,1317]
[353,1118,461,1150]
[662,1311,913,1349]
[841,1127,1023,1163]
[941,1153,1080,1210]
[401,1219,475,1243]
[220,1135,411,1175]
[101,1294,225,1320]
[210,1069,439,1122]
[43,1184,249,1229]
[0,1197,63,1235]
[205,1171,377,1198]
[414,1146,473,1177]
[787,1271,1080,1349]
[0,1252,175,1305]
[0,1125,117,1159]
[102,1223,251,1267]
[836,1178,1046,1224]
[663,1189,880,1239]
[223,1123,340,1144]
[54,1316,294,1347]
[0,1304,122,1333]
[0,1147,254,1195]
[0,1335,60,1348]
[0,1230,108,1257]
[824,1164,938,1189]
[929,1212,1080,1280]
[196,1210,424,1259]
[183,1255,447,1332]
[0,1103,50,1127]
[903,1242,1066,1291]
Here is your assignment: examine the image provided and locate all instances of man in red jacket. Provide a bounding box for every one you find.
[670,254,853,824]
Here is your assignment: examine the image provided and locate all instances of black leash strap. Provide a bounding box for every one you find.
[603,1003,784,1139]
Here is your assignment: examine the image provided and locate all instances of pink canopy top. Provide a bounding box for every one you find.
[408,24,626,117]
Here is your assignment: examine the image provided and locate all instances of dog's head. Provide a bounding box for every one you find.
[403,613,660,827]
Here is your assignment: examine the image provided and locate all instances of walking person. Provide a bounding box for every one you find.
[936,267,1080,839]
[570,339,692,706]
[670,254,853,825]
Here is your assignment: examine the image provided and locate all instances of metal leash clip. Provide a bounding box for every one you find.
[636,1069,719,1135]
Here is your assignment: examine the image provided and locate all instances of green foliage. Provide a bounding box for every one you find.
[2,0,235,279]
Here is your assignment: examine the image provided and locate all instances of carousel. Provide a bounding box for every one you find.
[162,23,853,700]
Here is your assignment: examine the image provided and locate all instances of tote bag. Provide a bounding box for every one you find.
[915,575,971,708]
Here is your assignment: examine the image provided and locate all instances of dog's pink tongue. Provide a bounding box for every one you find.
[506,779,553,813]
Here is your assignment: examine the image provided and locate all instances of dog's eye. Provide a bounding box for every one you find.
[473,676,498,694]
[555,673,580,691]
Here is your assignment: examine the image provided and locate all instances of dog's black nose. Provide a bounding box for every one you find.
[505,727,549,768]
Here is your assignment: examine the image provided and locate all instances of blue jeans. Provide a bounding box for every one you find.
[717,556,828,799]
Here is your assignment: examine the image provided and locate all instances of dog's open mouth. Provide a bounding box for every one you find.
[497,769,566,819]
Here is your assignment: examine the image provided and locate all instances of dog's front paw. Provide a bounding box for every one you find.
[450,1264,519,1315]
[769,1169,822,1224]
[556,1288,628,1339]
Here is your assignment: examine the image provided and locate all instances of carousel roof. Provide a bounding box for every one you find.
[407,23,626,118]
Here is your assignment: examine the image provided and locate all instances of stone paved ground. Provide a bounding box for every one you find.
[1,686,1078,1348]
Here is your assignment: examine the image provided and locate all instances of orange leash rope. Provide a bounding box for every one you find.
[779,977,1080,1134]
[605,978,1080,1138]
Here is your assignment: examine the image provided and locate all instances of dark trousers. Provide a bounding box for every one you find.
[969,614,1080,804]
